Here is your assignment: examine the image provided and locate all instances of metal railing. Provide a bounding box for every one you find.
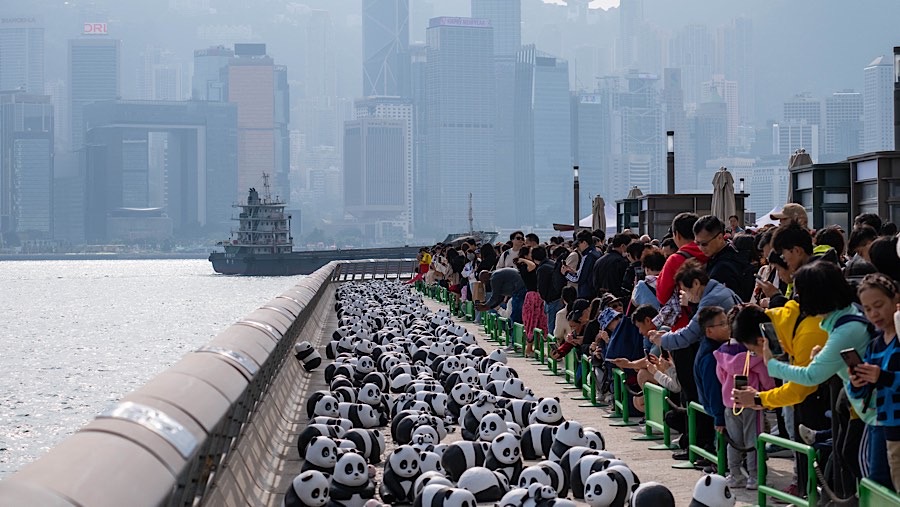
[0,259,415,506]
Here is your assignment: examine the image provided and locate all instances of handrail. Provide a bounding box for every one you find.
[757,432,818,507]
[0,259,414,506]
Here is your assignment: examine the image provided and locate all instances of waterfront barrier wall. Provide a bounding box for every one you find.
[0,259,417,507]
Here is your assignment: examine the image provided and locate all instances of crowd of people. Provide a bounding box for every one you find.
[415,204,900,499]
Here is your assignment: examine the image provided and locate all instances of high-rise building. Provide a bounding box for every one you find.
[409,43,428,234]
[302,9,337,100]
[668,25,714,107]
[0,16,44,94]
[864,55,894,152]
[425,17,495,234]
[825,90,863,161]
[617,0,644,71]
[274,65,290,202]
[138,46,185,101]
[514,46,571,227]
[783,93,822,156]
[363,0,410,97]
[471,0,521,57]
[774,122,819,162]
[572,91,612,216]
[701,74,738,148]
[353,97,413,236]
[45,79,68,152]
[192,46,233,101]
[662,68,695,192]
[68,37,120,150]
[612,72,663,198]
[717,17,754,125]
[0,91,53,244]
[693,98,728,190]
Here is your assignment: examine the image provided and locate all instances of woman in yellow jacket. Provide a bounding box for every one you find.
[730,301,829,497]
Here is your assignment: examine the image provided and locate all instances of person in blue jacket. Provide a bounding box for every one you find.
[695,306,729,435]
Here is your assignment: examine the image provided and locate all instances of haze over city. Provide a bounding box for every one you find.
[1,0,898,249]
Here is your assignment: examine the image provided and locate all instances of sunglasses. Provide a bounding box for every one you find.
[515,236,524,241]
[696,232,722,248]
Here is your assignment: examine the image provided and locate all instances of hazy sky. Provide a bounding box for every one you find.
[544,0,620,8]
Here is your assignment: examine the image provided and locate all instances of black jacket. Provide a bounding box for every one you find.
[706,242,754,302]
[591,250,630,299]
[536,259,562,303]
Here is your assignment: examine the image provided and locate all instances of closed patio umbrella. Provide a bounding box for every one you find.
[711,167,736,223]
[592,196,607,231]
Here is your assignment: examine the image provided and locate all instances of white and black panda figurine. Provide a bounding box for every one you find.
[298,425,346,456]
[688,474,735,507]
[412,485,477,507]
[569,455,609,500]
[520,423,556,460]
[478,412,510,442]
[356,384,389,426]
[583,469,628,507]
[583,427,605,451]
[605,465,639,502]
[413,471,453,497]
[529,398,564,426]
[548,420,587,461]
[307,392,341,419]
[329,452,375,507]
[518,460,567,498]
[302,436,339,475]
[484,432,523,484]
[441,440,490,481]
[630,482,675,507]
[457,466,509,503]
[295,341,323,372]
[338,403,380,429]
[379,446,421,504]
[343,429,385,465]
[418,451,443,475]
[283,470,331,507]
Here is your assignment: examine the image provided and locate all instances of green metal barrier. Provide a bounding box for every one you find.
[605,369,638,426]
[671,402,726,475]
[465,301,475,321]
[571,355,592,401]
[498,317,511,347]
[556,349,577,385]
[756,433,817,507]
[544,336,559,376]
[859,477,900,507]
[512,323,525,355]
[633,383,678,450]
[533,328,546,365]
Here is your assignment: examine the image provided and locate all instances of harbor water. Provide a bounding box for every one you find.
[0,259,304,479]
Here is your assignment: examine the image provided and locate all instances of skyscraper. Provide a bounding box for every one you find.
[783,93,822,158]
[668,25,714,107]
[718,17,754,125]
[515,46,571,227]
[363,0,410,97]
[701,74,738,148]
[617,0,644,71]
[694,98,728,190]
[425,17,495,234]
[774,122,819,162]
[0,16,44,94]
[573,91,612,216]
[825,90,863,161]
[663,68,695,192]
[192,46,233,101]
[864,55,895,152]
[471,0,521,57]
[0,91,53,244]
[613,72,663,197]
[409,43,428,234]
[68,37,120,150]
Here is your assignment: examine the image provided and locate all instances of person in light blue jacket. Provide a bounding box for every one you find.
[648,259,743,352]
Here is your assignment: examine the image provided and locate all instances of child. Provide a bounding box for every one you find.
[714,307,775,490]
[694,306,729,466]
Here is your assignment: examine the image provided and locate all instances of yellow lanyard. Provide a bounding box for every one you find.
[733,351,751,416]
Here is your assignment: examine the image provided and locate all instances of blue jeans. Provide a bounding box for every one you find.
[545,298,563,336]
[864,424,892,488]
[510,288,526,325]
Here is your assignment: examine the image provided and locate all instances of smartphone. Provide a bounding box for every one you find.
[754,273,764,281]
[759,323,784,355]
[734,375,749,390]
[840,348,863,371]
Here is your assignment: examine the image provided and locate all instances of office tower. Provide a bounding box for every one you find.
[303,9,337,100]
[45,79,68,152]
[192,46,233,101]
[702,75,738,148]
[718,17,754,125]
[82,100,238,241]
[471,0,521,57]
[694,97,728,190]
[352,97,413,237]
[663,68,694,192]
[514,46,571,227]
[409,43,427,234]
[0,16,44,94]
[68,37,120,150]
[425,17,495,234]
[612,72,663,198]
[617,0,643,71]
[864,55,895,152]
[0,91,53,244]
[668,25,713,106]
[363,0,410,97]
[825,90,863,161]
[274,65,290,202]
[783,93,822,157]
[472,0,521,227]
[773,122,819,162]
[138,46,185,101]
[573,91,612,216]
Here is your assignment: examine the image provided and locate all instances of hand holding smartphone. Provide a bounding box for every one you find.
[840,348,863,372]
[733,375,749,390]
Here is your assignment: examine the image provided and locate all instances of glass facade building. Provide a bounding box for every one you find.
[68,38,120,150]
[0,17,44,94]
[362,0,410,98]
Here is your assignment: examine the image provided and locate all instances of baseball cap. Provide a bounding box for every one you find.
[567,299,591,322]
[770,203,808,224]
[597,307,622,332]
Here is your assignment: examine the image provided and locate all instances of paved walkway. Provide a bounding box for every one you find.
[423,298,796,506]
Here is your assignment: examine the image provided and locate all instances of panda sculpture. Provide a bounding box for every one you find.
[583,427,606,451]
[441,440,490,481]
[413,471,453,497]
[337,403,380,429]
[307,392,340,419]
[630,482,675,507]
[520,423,556,460]
[569,455,609,500]
[343,429,385,465]
[483,432,523,484]
[478,412,510,442]
[558,447,599,485]
[412,485,477,507]
[378,446,421,504]
[418,451,443,475]
[310,418,354,432]
[302,436,339,475]
[294,341,323,372]
[518,460,567,497]
[583,469,629,507]
[503,400,536,427]
[688,474,735,507]
[282,470,330,507]
[605,465,639,501]
[501,378,528,399]
[456,467,509,503]
[548,420,588,461]
[328,452,376,507]
[529,398,564,426]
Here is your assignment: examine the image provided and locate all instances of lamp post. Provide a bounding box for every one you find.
[573,166,580,235]
[666,130,675,194]
[894,47,900,150]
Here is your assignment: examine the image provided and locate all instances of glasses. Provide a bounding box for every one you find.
[514,236,524,241]
[707,321,729,328]
[696,232,722,248]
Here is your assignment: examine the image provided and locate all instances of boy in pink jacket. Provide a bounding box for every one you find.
[714,330,775,490]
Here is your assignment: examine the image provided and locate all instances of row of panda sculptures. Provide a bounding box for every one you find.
[284,280,737,507]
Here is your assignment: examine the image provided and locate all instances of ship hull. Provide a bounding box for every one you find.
[208,246,420,276]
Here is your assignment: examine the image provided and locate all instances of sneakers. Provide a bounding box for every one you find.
[798,424,816,445]
[672,450,690,461]
[765,443,793,458]
[724,474,746,489]
[746,477,758,490]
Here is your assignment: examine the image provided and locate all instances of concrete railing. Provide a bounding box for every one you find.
[0,259,416,507]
